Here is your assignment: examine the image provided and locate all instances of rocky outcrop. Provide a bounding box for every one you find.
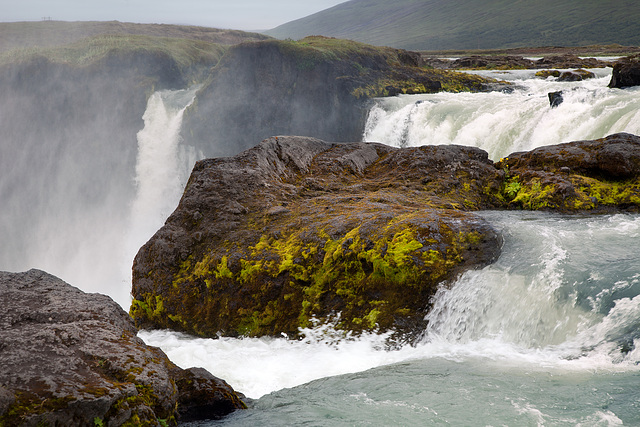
[535,54,610,69]
[548,91,563,107]
[608,54,640,88]
[537,69,595,81]
[497,133,640,211]
[131,136,504,341]
[424,54,612,70]
[0,269,245,426]
[557,69,596,81]
[181,36,505,158]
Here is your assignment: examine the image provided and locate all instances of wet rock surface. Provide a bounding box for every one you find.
[609,54,640,88]
[0,269,245,426]
[498,133,640,211]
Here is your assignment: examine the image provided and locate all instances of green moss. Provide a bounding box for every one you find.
[574,176,640,208]
[0,392,77,426]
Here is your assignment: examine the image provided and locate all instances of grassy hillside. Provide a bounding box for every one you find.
[0,20,271,53]
[264,0,640,50]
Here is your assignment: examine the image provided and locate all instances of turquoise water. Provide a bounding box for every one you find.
[143,212,640,426]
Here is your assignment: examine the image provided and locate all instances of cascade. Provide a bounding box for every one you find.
[363,69,640,160]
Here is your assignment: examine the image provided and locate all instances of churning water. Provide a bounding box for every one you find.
[139,68,640,425]
[363,68,640,160]
[141,212,640,426]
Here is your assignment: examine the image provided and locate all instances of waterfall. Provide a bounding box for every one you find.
[363,69,640,160]
[125,87,200,270]
[0,86,200,309]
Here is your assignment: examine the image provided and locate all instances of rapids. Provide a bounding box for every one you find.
[142,212,640,425]
[363,69,640,160]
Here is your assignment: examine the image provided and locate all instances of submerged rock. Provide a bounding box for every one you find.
[609,54,640,88]
[0,269,245,426]
[131,136,504,341]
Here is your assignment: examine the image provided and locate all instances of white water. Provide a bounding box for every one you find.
[122,88,201,305]
[363,68,640,160]
[0,87,200,309]
[141,213,640,403]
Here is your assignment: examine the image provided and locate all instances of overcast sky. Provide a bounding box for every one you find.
[1,0,349,31]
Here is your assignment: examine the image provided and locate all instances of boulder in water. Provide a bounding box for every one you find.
[548,91,563,107]
[131,136,503,341]
[0,269,245,426]
[558,69,596,81]
[608,54,640,88]
[497,133,640,211]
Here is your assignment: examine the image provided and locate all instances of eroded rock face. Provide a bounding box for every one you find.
[131,136,504,341]
[0,269,245,426]
[609,54,640,88]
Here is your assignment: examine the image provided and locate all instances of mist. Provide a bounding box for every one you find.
[0,50,201,308]
[3,0,349,31]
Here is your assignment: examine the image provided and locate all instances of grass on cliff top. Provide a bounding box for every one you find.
[0,33,227,69]
[0,20,271,53]
[272,36,404,67]
[265,36,498,96]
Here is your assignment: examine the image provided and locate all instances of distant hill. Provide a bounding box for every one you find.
[264,0,640,50]
[0,21,271,53]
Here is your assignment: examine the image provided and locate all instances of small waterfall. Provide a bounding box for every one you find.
[363,69,640,160]
[422,212,640,364]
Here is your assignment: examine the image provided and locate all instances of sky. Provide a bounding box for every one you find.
[1,0,349,31]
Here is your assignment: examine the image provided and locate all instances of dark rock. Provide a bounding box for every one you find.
[172,367,246,422]
[497,133,640,211]
[535,70,561,78]
[131,136,504,342]
[548,91,563,107]
[428,54,611,71]
[448,55,536,69]
[558,69,596,81]
[609,54,640,88]
[0,269,245,426]
[535,54,611,69]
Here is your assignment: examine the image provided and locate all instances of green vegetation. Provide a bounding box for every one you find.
[262,36,497,98]
[0,33,226,69]
[0,20,270,53]
[265,0,640,51]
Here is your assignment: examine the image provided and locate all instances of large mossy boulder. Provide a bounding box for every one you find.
[609,54,640,88]
[496,133,640,211]
[0,269,245,426]
[131,136,504,340]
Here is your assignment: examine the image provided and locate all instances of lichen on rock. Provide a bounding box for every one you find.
[131,136,504,341]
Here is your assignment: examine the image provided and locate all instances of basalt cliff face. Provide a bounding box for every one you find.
[0,269,245,426]
[131,133,640,342]
[181,36,503,158]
